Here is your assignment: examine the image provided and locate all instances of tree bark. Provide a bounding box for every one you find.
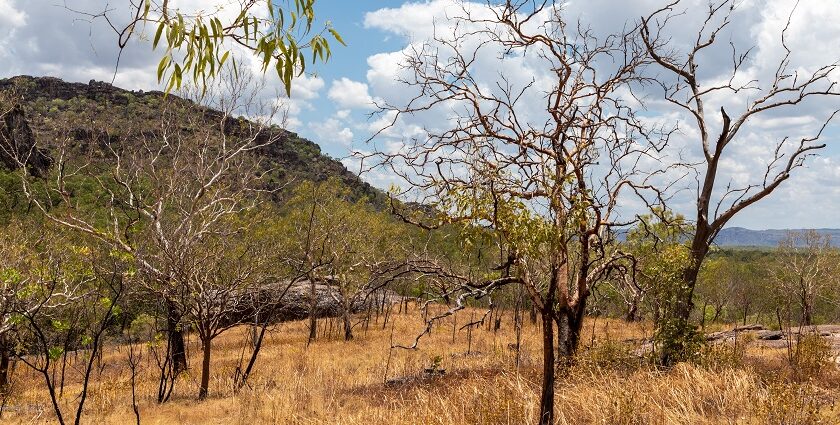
[166,301,188,374]
[803,297,813,326]
[556,305,585,360]
[624,300,639,322]
[538,311,555,425]
[308,280,317,345]
[342,305,353,341]
[199,339,211,400]
[0,334,10,392]
[659,256,703,366]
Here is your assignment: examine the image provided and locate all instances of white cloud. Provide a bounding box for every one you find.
[0,0,26,28]
[0,0,26,59]
[289,74,325,101]
[0,0,837,228]
[310,116,355,147]
[328,77,376,110]
[355,0,840,229]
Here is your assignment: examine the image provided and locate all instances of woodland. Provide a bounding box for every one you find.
[0,1,839,424]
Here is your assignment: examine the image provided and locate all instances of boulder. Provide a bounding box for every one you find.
[733,324,764,332]
[756,330,784,340]
[226,280,402,325]
[706,331,729,341]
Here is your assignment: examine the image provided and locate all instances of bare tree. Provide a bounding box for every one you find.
[13,70,285,399]
[640,0,840,364]
[366,3,662,423]
[182,220,277,399]
[773,230,836,326]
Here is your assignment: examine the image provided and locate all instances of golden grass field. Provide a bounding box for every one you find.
[2,305,840,424]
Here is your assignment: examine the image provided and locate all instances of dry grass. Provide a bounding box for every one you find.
[2,306,839,424]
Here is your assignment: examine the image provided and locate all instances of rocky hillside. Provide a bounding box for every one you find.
[0,75,384,204]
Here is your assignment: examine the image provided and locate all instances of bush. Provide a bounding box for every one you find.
[654,319,706,364]
[759,382,824,425]
[790,333,833,379]
[579,340,643,373]
[696,337,748,370]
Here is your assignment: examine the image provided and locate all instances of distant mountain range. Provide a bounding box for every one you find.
[715,227,840,247]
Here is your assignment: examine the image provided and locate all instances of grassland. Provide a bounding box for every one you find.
[2,305,839,424]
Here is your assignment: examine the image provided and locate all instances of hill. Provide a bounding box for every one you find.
[715,227,840,247]
[0,75,384,204]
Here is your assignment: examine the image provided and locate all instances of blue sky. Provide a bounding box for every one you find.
[0,0,838,230]
[288,0,406,157]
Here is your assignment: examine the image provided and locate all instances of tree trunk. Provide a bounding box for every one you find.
[166,301,188,374]
[658,261,702,366]
[308,280,317,345]
[0,334,10,392]
[538,311,555,425]
[556,307,584,360]
[625,300,639,322]
[342,306,353,341]
[803,297,813,326]
[198,339,211,400]
[236,322,268,391]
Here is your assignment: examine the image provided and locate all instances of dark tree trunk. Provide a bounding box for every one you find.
[308,281,317,345]
[342,307,353,341]
[236,321,268,391]
[712,305,722,323]
[803,297,813,326]
[538,311,555,425]
[556,305,585,360]
[625,300,639,322]
[166,301,188,374]
[659,260,703,366]
[199,339,211,400]
[0,335,9,392]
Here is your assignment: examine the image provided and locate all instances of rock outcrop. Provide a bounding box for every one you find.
[0,103,50,176]
[228,280,402,325]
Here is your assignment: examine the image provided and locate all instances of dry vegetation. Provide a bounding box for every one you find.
[2,305,839,425]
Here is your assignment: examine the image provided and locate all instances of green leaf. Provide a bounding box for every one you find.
[174,63,183,87]
[329,28,345,46]
[48,347,64,361]
[80,335,93,346]
[153,22,166,49]
[157,56,170,82]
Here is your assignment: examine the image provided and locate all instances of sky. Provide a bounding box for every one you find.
[0,0,838,230]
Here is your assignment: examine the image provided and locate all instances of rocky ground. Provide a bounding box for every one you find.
[630,323,840,359]
[705,323,840,352]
